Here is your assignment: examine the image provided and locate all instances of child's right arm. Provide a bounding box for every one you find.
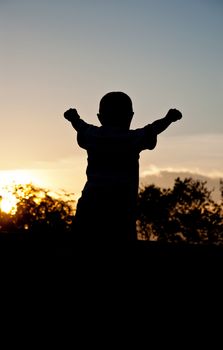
[150,109,182,135]
[64,108,83,131]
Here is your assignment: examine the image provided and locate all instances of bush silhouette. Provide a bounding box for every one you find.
[0,184,75,240]
[0,178,222,246]
[137,177,223,244]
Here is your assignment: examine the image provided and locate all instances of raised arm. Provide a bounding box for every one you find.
[150,109,182,135]
[64,108,83,131]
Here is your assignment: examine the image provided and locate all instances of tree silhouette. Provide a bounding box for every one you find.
[137,177,223,244]
[0,184,75,239]
[1,179,222,247]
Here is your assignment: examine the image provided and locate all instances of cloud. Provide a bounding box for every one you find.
[140,167,222,202]
[140,133,223,201]
[140,133,223,179]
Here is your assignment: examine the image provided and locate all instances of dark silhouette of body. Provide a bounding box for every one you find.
[64,91,182,241]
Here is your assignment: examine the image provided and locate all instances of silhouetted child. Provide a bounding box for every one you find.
[64,91,182,241]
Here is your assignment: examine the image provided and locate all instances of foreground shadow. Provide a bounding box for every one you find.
[1,229,223,262]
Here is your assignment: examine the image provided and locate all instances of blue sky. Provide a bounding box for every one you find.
[0,0,222,198]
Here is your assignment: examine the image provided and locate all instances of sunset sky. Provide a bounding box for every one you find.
[1,0,222,201]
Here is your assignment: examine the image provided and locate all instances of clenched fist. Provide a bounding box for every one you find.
[64,108,80,122]
[166,109,182,122]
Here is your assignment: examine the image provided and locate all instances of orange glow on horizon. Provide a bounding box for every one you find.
[0,170,42,214]
[0,191,17,214]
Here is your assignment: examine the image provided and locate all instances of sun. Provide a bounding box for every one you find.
[0,191,17,214]
[0,170,42,214]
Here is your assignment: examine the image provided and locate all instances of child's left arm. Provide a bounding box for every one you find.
[150,109,182,135]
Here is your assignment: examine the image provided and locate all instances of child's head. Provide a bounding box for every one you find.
[97,91,134,129]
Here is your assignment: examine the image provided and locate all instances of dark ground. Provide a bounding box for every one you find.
[1,231,222,317]
[1,230,222,272]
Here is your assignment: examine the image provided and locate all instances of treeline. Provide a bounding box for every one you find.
[0,184,74,240]
[0,178,222,245]
[138,177,223,244]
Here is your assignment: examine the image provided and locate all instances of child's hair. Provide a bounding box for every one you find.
[97,91,134,128]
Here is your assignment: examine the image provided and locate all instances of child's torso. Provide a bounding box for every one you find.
[81,126,141,193]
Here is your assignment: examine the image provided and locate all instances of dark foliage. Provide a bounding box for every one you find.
[0,184,75,239]
[0,178,222,246]
[137,177,223,244]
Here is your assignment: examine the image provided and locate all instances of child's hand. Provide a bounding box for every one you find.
[64,108,80,122]
[166,109,182,122]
